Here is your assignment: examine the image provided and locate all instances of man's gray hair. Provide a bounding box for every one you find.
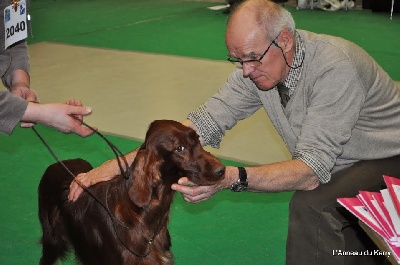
[231,0,296,40]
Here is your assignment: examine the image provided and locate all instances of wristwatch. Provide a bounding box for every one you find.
[230,167,248,192]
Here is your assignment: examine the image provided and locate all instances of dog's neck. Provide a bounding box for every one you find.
[107,174,176,232]
[96,176,175,259]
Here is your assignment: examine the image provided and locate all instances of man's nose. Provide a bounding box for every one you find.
[242,63,255,77]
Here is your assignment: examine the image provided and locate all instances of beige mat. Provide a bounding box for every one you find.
[28,42,291,165]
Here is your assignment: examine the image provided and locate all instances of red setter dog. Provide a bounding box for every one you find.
[38,120,225,265]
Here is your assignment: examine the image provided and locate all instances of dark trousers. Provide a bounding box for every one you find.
[286,155,400,265]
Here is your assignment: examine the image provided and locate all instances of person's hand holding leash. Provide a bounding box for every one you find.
[21,99,94,136]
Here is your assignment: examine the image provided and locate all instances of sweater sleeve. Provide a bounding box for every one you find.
[1,41,30,89]
[188,69,263,148]
[0,0,30,89]
[294,59,366,183]
[0,91,28,135]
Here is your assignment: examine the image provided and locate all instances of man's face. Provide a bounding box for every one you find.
[226,16,287,91]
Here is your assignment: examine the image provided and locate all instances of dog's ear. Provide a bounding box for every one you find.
[128,150,161,208]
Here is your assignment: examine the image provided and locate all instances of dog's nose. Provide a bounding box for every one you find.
[214,166,225,177]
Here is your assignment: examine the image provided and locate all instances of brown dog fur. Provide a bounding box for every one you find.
[38,120,225,265]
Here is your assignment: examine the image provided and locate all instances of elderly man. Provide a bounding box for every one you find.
[69,0,400,264]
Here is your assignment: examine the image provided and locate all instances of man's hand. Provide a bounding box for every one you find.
[171,177,217,203]
[171,167,234,203]
[68,152,137,202]
[68,168,117,202]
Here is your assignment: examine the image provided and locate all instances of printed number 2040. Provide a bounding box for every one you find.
[6,21,26,39]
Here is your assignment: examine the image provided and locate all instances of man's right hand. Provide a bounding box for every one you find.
[68,172,90,202]
[68,165,119,202]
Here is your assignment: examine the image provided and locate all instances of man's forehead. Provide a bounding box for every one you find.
[226,30,268,54]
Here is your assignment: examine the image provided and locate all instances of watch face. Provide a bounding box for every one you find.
[236,185,247,192]
[231,182,247,192]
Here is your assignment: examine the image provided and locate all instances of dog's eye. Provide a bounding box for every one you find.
[175,146,185,152]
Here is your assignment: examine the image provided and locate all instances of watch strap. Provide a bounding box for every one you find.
[230,166,248,192]
[238,166,247,183]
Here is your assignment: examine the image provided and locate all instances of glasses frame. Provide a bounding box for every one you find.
[227,34,280,68]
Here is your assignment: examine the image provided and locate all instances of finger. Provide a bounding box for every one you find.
[72,106,91,124]
[25,90,39,102]
[171,177,198,193]
[67,105,92,117]
[68,173,88,202]
[75,173,91,186]
[171,183,190,193]
[20,122,35,128]
[77,171,113,189]
[68,181,84,202]
[172,183,202,197]
[66,100,84,121]
[66,99,83,107]
[177,177,196,186]
[71,124,95,137]
[182,192,209,204]
[67,107,96,136]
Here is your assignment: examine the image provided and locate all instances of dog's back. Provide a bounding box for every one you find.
[38,158,174,265]
[39,159,91,264]
[38,158,127,265]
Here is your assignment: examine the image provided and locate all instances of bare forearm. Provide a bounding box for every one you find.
[21,102,46,123]
[176,119,320,198]
[102,149,138,178]
[94,150,137,177]
[222,160,320,192]
[69,149,139,201]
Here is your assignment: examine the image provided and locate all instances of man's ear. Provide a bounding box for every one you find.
[277,29,294,53]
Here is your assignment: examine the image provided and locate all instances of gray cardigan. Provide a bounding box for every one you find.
[188,30,400,183]
[0,0,30,135]
[0,92,28,135]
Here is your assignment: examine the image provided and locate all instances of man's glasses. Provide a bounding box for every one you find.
[227,35,279,68]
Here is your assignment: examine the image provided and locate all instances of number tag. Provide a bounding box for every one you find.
[4,0,27,49]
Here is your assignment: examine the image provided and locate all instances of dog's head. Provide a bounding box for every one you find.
[129,120,225,207]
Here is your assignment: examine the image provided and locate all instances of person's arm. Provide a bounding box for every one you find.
[9,69,37,102]
[5,42,39,127]
[9,69,39,128]
[68,119,199,201]
[172,160,319,203]
[171,120,320,203]
[0,91,29,134]
[21,101,93,135]
[2,40,30,90]
[188,69,263,149]
[68,149,138,201]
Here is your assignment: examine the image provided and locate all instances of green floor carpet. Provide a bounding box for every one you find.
[1,0,399,264]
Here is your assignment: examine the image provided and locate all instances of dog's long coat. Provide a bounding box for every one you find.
[38,120,225,265]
